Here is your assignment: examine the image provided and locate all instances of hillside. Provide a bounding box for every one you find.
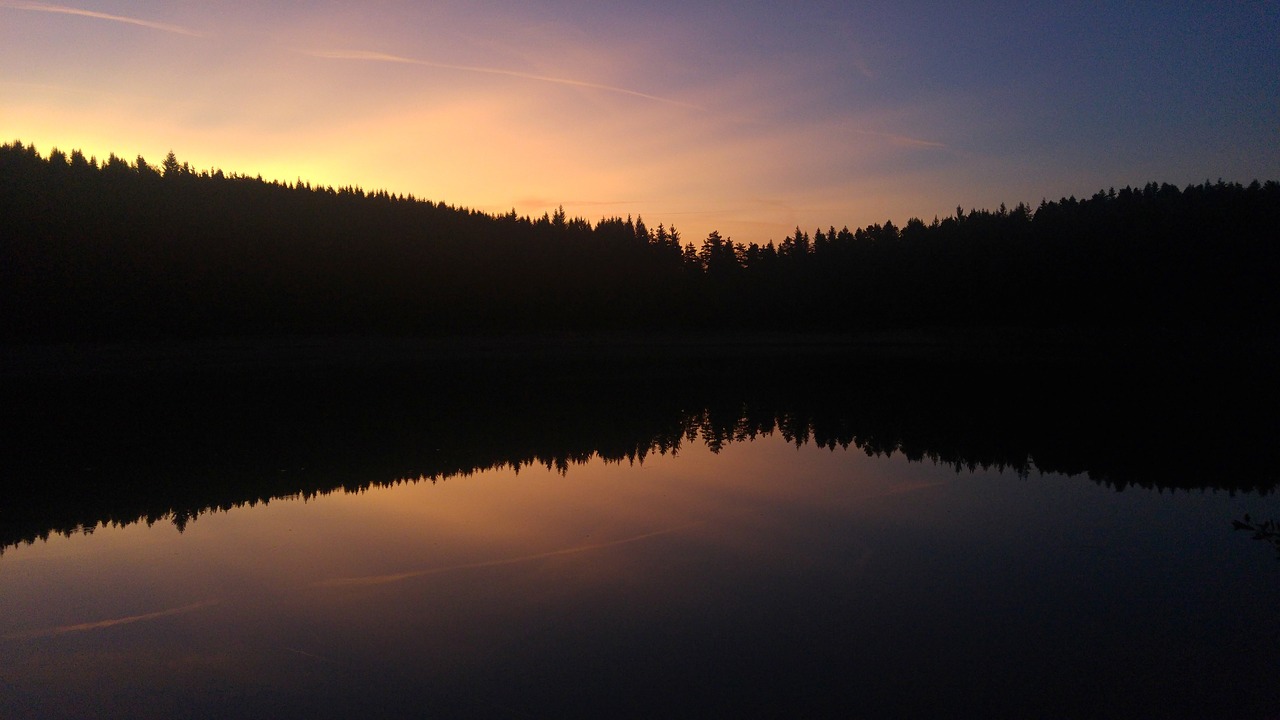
[3,141,1278,341]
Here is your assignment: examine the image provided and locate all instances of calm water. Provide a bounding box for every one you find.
[3,435,1278,718]
[1,345,1278,718]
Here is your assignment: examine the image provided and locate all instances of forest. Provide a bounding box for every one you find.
[2,140,1279,340]
[4,349,1277,553]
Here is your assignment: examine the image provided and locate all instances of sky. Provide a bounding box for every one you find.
[3,0,1278,243]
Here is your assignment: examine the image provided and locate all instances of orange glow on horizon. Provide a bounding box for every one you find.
[4,2,1273,242]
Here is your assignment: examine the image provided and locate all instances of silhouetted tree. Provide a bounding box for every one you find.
[1,140,1278,340]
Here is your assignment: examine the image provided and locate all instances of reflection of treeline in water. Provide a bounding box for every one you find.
[2,351,1276,552]
[3,141,1279,339]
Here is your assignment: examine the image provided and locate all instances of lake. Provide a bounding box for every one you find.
[2,340,1277,718]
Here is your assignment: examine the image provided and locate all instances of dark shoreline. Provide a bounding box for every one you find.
[4,327,1276,379]
[3,329,1278,554]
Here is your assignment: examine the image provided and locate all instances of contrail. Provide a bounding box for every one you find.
[4,600,220,640]
[314,522,701,588]
[303,49,701,110]
[852,128,947,149]
[0,1,201,36]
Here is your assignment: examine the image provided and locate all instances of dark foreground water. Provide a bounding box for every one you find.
[1,341,1277,718]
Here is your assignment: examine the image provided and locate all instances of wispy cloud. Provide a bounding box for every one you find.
[314,523,700,588]
[302,49,701,110]
[4,600,220,639]
[852,128,947,149]
[0,1,201,36]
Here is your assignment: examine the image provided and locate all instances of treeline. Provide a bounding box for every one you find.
[2,140,1279,339]
[3,350,1277,551]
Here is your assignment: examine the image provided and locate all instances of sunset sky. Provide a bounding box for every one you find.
[3,1,1277,243]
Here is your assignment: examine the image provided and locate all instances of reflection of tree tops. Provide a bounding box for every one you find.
[3,357,1275,554]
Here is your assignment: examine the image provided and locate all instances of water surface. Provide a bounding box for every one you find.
[1,346,1277,718]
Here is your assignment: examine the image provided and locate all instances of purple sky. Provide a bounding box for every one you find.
[3,1,1277,242]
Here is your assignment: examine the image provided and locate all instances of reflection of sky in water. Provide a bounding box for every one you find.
[2,436,1277,718]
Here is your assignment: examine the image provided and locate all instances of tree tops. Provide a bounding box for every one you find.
[2,140,1278,341]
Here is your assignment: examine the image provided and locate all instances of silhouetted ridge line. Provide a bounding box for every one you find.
[3,141,1279,340]
[2,357,1276,552]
